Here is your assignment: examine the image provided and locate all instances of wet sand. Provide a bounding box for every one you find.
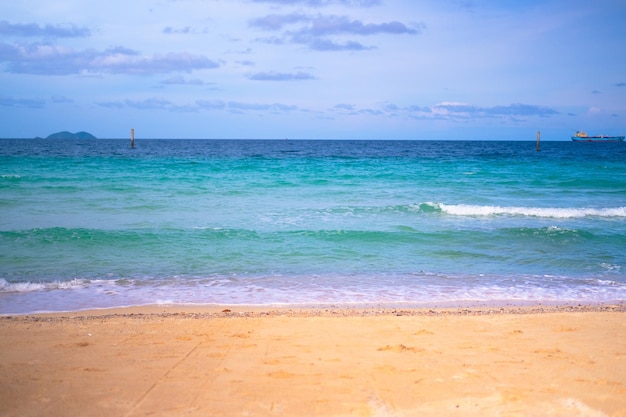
[1,304,625,416]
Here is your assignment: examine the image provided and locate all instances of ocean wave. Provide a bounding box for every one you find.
[420,202,626,218]
[504,225,594,240]
[1,273,626,315]
[0,278,89,293]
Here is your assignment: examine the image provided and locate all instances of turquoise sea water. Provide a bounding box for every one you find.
[1,139,625,314]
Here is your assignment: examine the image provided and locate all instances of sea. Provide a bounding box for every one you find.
[1,139,625,314]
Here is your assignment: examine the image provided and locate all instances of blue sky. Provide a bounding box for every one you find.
[1,0,625,140]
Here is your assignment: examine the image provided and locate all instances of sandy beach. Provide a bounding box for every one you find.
[1,304,625,417]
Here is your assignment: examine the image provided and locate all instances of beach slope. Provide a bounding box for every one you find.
[1,306,625,417]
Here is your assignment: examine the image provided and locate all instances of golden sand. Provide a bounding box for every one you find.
[1,305,625,416]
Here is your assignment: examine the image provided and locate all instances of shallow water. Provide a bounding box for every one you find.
[1,139,625,313]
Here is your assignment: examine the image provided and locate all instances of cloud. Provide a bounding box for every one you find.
[125,97,196,112]
[196,99,226,110]
[250,13,309,31]
[250,13,421,51]
[407,105,431,113]
[433,102,558,118]
[297,15,420,36]
[0,20,90,38]
[96,98,298,114]
[254,36,286,45]
[222,101,299,113]
[93,51,219,75]
[163,26,193,34]
[125,97,177,110]
[200,100,298,113]
[248,71,315,81]
[490,103,559,117]
[161,76,205,85]
[331,101,558,122]
[0,95,45,108]
[616,82,626,87]
[250,13,421,35]
[248,0,380,6]
[358,108,383,116]
[162,26,208,35]
[592,90,602,94]
[94,94,560,128]
[308,38,372,50]
[227,101,273,111]
[272,103,298,111]
[0,42,220,75]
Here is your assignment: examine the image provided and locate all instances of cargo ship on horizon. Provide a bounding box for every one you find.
[571,131,624,142]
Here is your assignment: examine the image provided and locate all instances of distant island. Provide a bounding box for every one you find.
[37,131,97,140]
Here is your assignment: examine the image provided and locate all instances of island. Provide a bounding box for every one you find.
[42,131,97,140]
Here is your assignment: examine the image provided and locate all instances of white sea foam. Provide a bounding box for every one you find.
[0,279,46,293]
[1,274,625,315]
[0,278,89,293]
[429,203,626,218]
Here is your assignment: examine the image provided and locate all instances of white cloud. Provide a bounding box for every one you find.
[0,95,45,108]
[0,42,220,75]
[0,20,90,37]
[248,71,315,81]
[250,12,422,51]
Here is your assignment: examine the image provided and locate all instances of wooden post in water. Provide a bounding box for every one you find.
[536,130,541,151]
[130,128,135,149]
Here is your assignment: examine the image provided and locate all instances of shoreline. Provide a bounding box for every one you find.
[3,300,625,319]
[2,303,625,416]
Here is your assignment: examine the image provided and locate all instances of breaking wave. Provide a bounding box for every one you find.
[0,278,90,293]
[419,202,626,219]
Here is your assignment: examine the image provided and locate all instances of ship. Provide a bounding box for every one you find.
[571,131,624,142]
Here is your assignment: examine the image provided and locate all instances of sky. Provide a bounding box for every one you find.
[1,0,625,140]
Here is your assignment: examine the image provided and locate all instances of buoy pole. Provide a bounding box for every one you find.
[130,128,135,149]
[536,130,540,151]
